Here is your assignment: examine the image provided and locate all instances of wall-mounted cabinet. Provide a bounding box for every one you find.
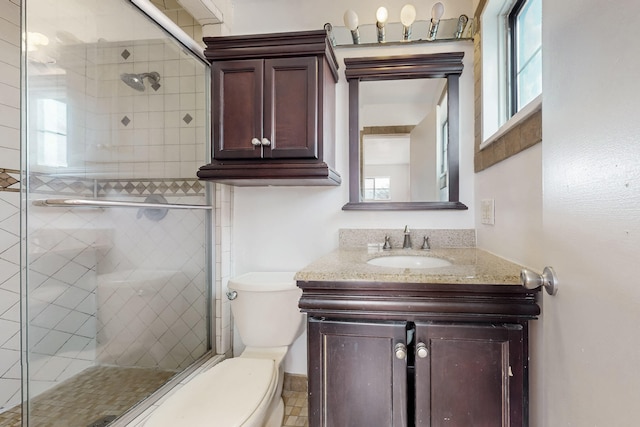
[198,30,341,186]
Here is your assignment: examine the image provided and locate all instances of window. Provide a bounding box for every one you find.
[363,177,390,201]
[480,0,542,146]
[508,0,542,114]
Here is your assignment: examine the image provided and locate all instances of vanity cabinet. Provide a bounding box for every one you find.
[309,319,525,427]
[198,30,341,186]
[298,279,539,427]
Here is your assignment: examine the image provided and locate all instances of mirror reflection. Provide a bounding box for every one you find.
[359,79,449,203]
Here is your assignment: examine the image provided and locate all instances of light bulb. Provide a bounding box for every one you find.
[376,7,388,24]
[431,2,444,21]
[400,4,417,26]
[343,9,359,31]
[343,10,361,44]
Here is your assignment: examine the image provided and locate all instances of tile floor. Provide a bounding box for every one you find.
[0,366,174,427]
[282,389,309,427]
[0,367,309,427]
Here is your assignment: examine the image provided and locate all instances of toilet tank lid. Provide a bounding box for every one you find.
[228,272,298,292]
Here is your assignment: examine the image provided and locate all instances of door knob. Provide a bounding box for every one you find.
[520,266,558,295]
[416,342,428,358]
[394,343,407,359]
[261,138,271,146]
[251,138,261,146]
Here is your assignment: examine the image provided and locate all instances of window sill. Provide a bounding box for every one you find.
[480,94,542,151]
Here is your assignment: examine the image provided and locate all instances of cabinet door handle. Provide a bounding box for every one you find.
[416,342,428,358]
[261,138,271,146]
[251,138,261,146]
[394,343,407,359]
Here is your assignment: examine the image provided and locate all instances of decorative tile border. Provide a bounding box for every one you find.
[28,173,205,198]
[0,168,20,192]
[97,178,204,197]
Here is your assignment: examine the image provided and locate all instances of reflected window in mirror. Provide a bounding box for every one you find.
[343,52,468,211]
[363,177,391,201]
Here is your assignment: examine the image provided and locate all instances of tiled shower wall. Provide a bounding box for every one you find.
[22,32,210,398]
[0,0,22,413]
[51,38,206,179]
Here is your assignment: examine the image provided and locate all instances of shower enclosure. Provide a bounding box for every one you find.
[6,0,213,425]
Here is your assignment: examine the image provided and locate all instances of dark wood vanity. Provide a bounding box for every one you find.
[198,30,340,186]
[296,248,540,427]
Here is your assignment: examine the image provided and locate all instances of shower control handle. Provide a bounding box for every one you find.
[251,138,261,147]
[261,138,271,146]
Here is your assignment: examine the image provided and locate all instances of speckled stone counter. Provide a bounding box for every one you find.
[294,247,526,285]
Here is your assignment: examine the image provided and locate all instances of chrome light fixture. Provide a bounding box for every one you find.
[428,2,444,40]
[455,14,469,39]
[324,22,337,46]
[400,4,417,41]
[344,9,360,44]
[375,7,388,43]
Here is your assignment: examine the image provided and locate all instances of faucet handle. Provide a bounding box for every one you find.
[421,236,431,250]
[383,235,392,250]
[404,225,410,233]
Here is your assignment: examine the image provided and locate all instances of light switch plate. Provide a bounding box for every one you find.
[481,199,495,225]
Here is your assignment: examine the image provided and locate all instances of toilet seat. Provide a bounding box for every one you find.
[144,358,276,427]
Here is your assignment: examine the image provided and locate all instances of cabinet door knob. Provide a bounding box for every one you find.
[394,343,407,359]
[416,342,428,358]
[261,138,271,146]
[251,138,261,146]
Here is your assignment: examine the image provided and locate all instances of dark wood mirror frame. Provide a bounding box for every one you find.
[342,52,469,211]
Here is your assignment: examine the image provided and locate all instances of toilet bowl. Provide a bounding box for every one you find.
[144,272,303,427]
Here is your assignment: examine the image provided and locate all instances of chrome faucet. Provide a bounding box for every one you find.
[403,225,412,249]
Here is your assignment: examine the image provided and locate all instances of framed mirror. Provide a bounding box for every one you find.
[342,52,468,210]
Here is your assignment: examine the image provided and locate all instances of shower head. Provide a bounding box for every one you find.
[120,71,161,92]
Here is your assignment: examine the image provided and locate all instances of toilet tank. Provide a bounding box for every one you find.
[228,272,304,347]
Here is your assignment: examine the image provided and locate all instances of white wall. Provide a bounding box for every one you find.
[475,144,543,269]
[231,0,473,35]
[228,0,475,374]
[411,107,438,201]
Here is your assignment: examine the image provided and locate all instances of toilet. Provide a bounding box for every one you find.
[143,272,303,427]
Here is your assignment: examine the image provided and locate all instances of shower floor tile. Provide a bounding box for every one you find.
[0,366,174,427]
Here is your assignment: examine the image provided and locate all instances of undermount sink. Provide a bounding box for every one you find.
[367,255,452,269]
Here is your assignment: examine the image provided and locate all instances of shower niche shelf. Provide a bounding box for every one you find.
[197,30,341,186]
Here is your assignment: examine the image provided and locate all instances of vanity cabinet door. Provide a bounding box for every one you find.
[413,323,526,427]
[307,318,408,427]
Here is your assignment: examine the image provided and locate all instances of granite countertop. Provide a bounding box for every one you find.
[294,247,526,285]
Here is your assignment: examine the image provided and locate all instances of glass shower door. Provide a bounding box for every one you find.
[22,0,212,425]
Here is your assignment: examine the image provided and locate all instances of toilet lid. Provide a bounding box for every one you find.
[144,358,275,427]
